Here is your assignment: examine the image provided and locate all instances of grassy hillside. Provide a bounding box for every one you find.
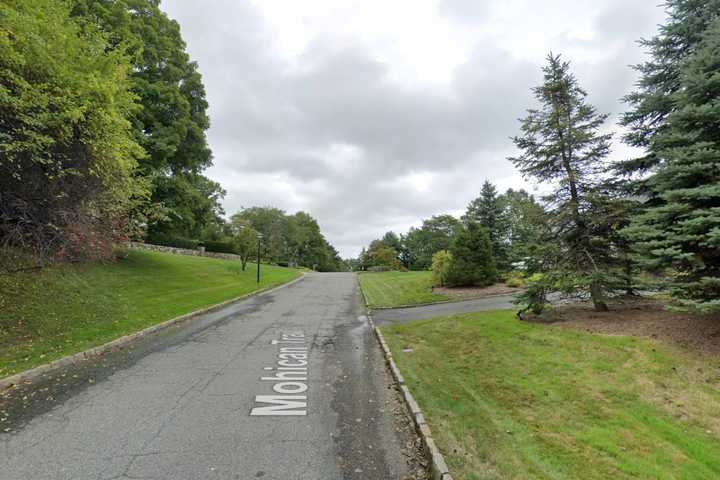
[383,311,720,479]
[0,250,301,377]
[358,271,449,308]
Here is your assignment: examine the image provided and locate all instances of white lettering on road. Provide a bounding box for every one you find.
[250,331,308,416]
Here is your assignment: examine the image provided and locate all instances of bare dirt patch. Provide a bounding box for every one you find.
[542,297,720,356]
[432,283,523,300]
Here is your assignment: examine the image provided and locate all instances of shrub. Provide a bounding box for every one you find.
[431,250,453,286]
[203,240,237,255]
[146,233,199,250]
[505,271,526,288]
[514,273,548,316]
[445,222,497,287]
[369,246,402,270]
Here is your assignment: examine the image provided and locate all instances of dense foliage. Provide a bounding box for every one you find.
[70,0,225,241]
[463,181,508,271]
[618,0,720,185]
[231,207,343,272]
[0,0,144,266]
[445,222,497,287]
[624,19,720,312]
[430,250,452,287]
[403,215,461,270]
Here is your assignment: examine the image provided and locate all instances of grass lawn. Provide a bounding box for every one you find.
[382,310,720,479]
[0,249,301,378]
[358,271,449,308]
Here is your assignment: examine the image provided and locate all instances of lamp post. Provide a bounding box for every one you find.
[256,233,263,283]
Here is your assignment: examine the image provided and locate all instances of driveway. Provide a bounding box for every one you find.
[372,295,518,325]
[0,273,426,480]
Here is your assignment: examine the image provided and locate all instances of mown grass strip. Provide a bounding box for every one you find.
[382,310,720,480]
[0,250,301,377]
[358,271,449,308]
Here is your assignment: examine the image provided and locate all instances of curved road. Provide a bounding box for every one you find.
[0,273,426,480]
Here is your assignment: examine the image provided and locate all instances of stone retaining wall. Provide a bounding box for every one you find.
[128,241,244,262]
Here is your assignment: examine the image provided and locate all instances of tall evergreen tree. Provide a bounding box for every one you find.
[464,180,509,271]
[509,54,613,311]
[624,19,720,312]
[618,0,720,185]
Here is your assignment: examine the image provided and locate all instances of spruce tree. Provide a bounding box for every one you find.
[446,222,497,287]
[509,54,613,311]
[618,0,720,184]
[624,19,720,312]
[464,180,509,272]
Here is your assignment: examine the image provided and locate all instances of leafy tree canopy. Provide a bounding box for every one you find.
[70,0,221,239]
[0,0,145,264]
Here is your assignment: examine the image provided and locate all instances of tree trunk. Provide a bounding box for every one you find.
[241,258,247,271]
[590,280,609,312]
[623,253,635,296]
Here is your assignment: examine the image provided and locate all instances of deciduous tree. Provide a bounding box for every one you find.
[0,0,144,265]
[70,0,222,240]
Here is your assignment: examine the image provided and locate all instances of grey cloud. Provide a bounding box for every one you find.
[162,0,667,257]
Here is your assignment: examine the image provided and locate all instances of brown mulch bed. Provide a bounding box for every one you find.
[543,297,720,356]
[432,283,523,300]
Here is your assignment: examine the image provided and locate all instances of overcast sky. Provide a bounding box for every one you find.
[161,0,667,258]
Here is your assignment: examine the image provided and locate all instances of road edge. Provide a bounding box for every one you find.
[367,312,454,480]
[0,273,307,392]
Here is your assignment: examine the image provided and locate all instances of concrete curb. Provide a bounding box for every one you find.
[367,313,454,480]
[356,273,373,311]
[0,274,307,393]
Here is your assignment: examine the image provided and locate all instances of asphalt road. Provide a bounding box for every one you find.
[372,295,517,325]
[0,273,426,480]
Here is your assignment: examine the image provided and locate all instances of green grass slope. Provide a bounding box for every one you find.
[358,271,449,308]
[383,311,720,480]
[0,250,301,377]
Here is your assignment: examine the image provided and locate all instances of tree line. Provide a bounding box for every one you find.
[0,0,342,272]
[358,0,720,315]
[355,183,542,282]
[208,207,343,273]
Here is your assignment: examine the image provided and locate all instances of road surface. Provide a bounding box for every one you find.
[372,295,517,325]
[0,273,426,480]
